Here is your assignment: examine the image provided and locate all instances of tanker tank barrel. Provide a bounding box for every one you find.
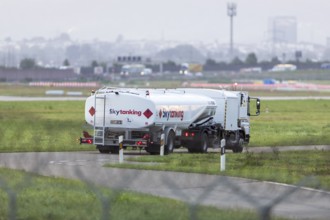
[189,116,214,128]
[85,89,217,130]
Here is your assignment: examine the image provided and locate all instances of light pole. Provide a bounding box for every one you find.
[227,2,237,59]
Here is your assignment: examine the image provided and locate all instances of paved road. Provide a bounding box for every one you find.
[0,149,329,219]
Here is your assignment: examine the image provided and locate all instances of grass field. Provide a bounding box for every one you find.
[1,168,280,220]
[0,95,329,219]
[1,99,330,152]
[251,99,330,146]
[0,101,86,152]
[1,99,329,189]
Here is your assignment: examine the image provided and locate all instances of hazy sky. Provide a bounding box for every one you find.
[0,0,329,44]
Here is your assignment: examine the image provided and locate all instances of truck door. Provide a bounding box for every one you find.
[225,97,239,131]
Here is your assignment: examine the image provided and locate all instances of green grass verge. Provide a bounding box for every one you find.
[0,96,327,219]
[250,99,330,146]
[1,99,330,152]
[0,168,284,220]
[105,150,330,191]
[0,101,88,152]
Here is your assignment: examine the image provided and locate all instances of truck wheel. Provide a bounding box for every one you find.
[146,143,160,155]
[97,145,110,154]
[199,133,208,153]
[99,149,110,154]
[110,146,120,154]
[164,130,175,155]
[187,146,197,153]
[184,141,195,153]
[232,138,244,153]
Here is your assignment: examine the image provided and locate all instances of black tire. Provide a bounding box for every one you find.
[99,149,110,154]
[183,141,194,153]
[110,146,120,154]
[164,130,175,155]
[188,147,197,153]
[199,132,208,153]
[149,152,159,155]
[232,138,244,153]
[146,143,160,155]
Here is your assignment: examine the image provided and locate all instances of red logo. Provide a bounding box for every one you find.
[143,109,153,119]
[89,107,95,116]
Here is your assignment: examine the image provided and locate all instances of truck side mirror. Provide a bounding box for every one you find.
[256,98,260,116]
[248,97,261,116]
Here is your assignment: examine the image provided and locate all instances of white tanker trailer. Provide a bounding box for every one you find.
[80,87,260,154]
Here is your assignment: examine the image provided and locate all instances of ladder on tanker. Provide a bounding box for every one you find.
[93,94,106,145]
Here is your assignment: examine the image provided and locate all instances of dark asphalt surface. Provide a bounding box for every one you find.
[0,148,329,220]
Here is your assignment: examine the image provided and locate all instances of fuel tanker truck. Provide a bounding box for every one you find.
[79,87,260,154]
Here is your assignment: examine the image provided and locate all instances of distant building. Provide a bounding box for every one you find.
[269,17,297,44]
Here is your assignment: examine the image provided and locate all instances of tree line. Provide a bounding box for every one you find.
[7,53,329,72]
